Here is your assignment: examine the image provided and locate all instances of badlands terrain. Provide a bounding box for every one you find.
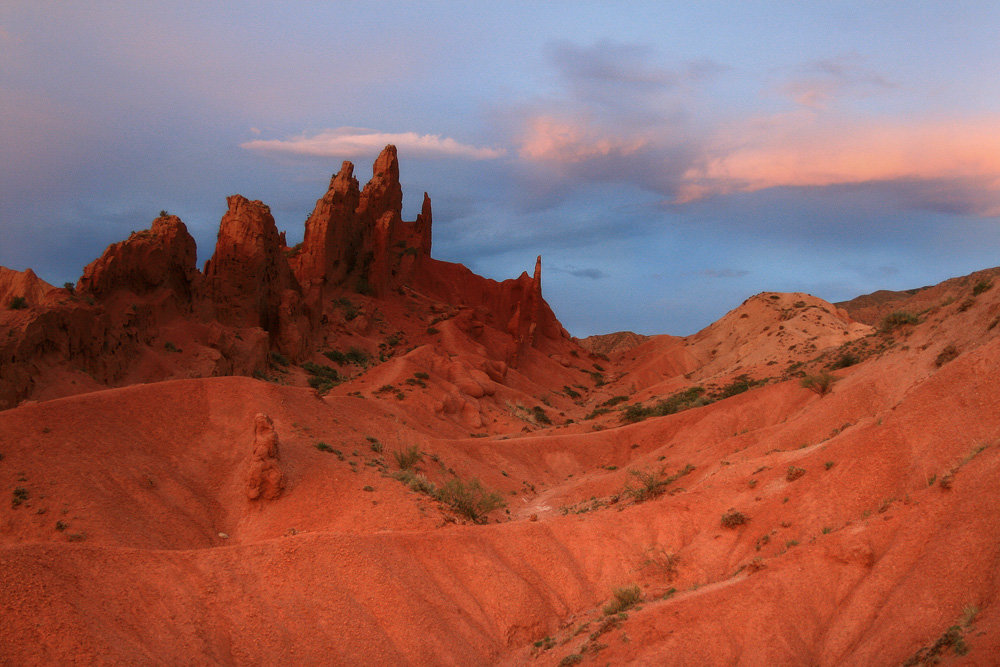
[1,147,998,665]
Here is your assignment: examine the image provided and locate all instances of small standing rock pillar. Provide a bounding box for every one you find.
[246,413,284,501]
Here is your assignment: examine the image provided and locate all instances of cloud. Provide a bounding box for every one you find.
[509,41,1000,218]
[680,115,1000,215]
[242,127,506,160]
[781,55,895,108]
[550,265,606,280]
[518,116,648,163]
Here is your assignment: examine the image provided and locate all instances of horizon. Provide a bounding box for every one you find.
[4,2,1000,337]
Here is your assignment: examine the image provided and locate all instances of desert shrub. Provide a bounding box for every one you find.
[621,386,706,424]
[829,352,858,369]
[393,445,422,470]
[935,344,959,367]
[881,311,919,331]
[721,510,748,528]
[302,362,341,393]
[786,466,806,482]
[602,584,642,616]
[164,341,180,353]
[63,282,75,292]
[414,371,430,380]
[269,351,289,367]
[800,372,836,396]
[393,469,437,495]
[589,371,606,386]
[346,347,370,365]
[626,464,694,502]
[323,349,347,365]
[973,279,993,296]
[8,296,27,310]
[714,374,761,399]
[563,385,581,399]
[11,487,28,507]
[426,326,440,335]
[435,477,505,523]
[315,442,334,453]
[598,395,629,408]
[558,655,583,667]
[532,405,551,425]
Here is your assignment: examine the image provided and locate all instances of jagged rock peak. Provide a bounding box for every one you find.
[77,214,198,300]
[359,145,403,221]
[415,192,433,255]
[330,160,359,195]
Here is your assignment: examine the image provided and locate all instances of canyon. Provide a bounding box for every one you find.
[1,147,997,665]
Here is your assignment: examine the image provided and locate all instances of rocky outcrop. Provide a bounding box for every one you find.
[202,196,307,357]
[502,256,566,366]
[245,413,284,501]
[0,267,55,309]
[292,145,433,298]
[291,161,362,291]
[77,216,198,302]
[0,145,571,406]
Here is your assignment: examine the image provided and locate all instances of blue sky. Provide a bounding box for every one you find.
[3,2,1000,336]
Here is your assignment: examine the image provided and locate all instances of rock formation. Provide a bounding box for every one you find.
[77,215,198,303]
[0,145,569,407]
[245,413,284,501]
[291,161,362,292]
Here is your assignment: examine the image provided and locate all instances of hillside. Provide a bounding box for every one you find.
[2,150,999,665]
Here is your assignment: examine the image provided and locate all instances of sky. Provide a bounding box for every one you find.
[4,2,1000,337]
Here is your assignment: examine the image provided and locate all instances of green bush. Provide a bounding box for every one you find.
[302,362,341,393]
[829,353,858,369]
[625,464,694,502]
[721,510,748,528]
[393,445,422,470]
[532,405,551,425]
[435,477,505,523]
[598,395,629,408]
[714,374,760,399]
[8,296,27,310]
[973,279,993,296]
[935,345,959,367]
[563,385,581,399]
[800,372,836,396]
[621,386,706,424]
[602,584,642,615]
[881,311,919,331]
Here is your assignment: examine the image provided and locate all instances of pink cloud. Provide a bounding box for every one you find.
[518,116,648,163]
[680,115,1000,214]
[242,127,505,160]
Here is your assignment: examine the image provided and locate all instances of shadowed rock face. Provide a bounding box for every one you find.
[78,215,198,302]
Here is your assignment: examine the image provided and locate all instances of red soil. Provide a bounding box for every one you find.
[2,152,999,665]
